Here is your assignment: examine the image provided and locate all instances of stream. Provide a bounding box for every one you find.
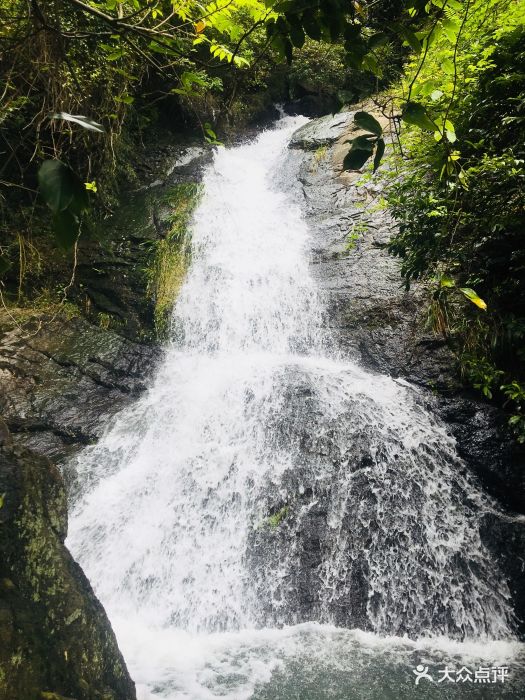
[67,117,525,699]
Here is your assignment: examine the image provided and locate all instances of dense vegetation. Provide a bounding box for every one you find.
[1,0,524,435]
[0,0,406,303]
[383,0,525,439]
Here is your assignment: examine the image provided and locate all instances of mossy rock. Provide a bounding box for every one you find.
[0,428,136,700]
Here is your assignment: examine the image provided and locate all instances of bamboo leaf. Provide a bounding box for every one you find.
[460,287,487,310]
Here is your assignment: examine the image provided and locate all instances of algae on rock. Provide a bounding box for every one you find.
[145,182,202,339]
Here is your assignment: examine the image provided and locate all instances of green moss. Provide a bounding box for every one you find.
[266,505,289,529]
[310,145,328,173]
[146,183,202,339]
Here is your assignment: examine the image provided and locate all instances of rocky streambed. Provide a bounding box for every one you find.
[1,110,524,699]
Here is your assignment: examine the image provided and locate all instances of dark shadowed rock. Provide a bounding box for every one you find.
[0,435,136,700]
[283,95,340,119]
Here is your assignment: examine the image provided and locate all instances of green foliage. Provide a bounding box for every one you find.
[386,11,525,441]
[38,161,90,249]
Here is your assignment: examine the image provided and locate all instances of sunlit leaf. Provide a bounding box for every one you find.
[401,101,438,131]
[439,275,455,288]
[460,287,487,310]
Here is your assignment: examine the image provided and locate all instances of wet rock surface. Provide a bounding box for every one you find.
[0,421,136,700]
[75,142,212,341]
[0,315,155,696]
[0,313,160,464]
[256,110,525,636]
[0,134,207,698]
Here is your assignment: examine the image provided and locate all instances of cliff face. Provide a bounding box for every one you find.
[0,422,135,700]
[0,140,208,700]
[248,109,525,635]
[1,109,525,696]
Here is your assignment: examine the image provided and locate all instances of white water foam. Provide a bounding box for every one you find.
[67,117,523,698]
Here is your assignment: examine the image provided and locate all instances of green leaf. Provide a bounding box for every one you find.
[38,161,85,214]
[354,111,383,137]
[361,54,382,77]
[0,255,11,277]
[401,101,438,131]
[392,23,422,54]
[52,210,80,250]
[373,138,385,172]
[439,275,455,288]
[460,287,487,310]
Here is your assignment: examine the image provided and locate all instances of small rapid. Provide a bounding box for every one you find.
[67,117,525,699]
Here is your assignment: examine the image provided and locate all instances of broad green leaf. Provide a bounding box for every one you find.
[392,23,422,54]
[354,111,383,137]
[361,54,382,77]
[442,57,455,74]
[51,113,105,133]
[460,287,487,310]
[52,210,80,250]
[442,18,460,43]
[38,160,89,217]
[401,101,438,131]
[39,161,74,214]
[0,255,11,276]
[373,138,385,172]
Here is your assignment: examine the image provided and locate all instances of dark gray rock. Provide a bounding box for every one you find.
[0,313,160,464]
[283,94,340,119]
[289,112,354,150]
[262,110,525,636]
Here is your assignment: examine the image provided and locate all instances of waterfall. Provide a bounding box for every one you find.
[67,117,524,699]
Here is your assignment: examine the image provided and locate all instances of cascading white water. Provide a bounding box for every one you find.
[67,117,525,699]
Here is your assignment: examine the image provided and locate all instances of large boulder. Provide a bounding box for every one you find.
[0,423,135,700]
